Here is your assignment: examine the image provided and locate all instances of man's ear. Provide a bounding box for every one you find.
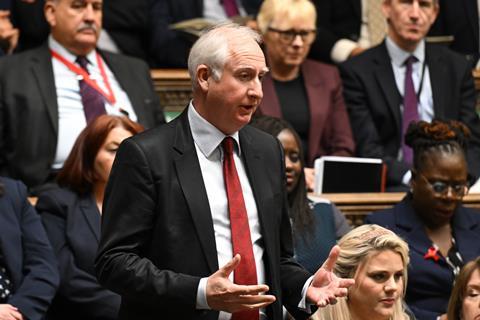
[196,64,210,92]
[44,1,57,28]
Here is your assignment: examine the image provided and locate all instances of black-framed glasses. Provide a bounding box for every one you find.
[267,27,317,44]
[419,173,469,198]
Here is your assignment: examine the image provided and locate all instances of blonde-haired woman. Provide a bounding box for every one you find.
[313,224,412,320]
[255,0,354,169]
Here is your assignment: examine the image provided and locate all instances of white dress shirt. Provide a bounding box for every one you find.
[188,103,266,319]
[385,37,434,184]
[49,36,136,169]
[203,0,247,21]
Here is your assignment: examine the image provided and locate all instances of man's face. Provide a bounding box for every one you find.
[199,38,268,135]
[382,0,438,50]
[45,0,102,55]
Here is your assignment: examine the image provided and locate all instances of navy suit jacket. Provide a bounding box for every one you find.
[95,109,313,320]
[0,177,59,320]
[0,44,164,191]
[36,188,120,320]
[339,41,480,187]
[366,197,480,320]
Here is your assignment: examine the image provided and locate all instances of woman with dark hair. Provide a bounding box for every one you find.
[250,115,350,272]
[366,120,480,320]
[36,115,144,320]
[0,178,58,320]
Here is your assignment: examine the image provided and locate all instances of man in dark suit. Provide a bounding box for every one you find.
[0,177,59,320]
[428,0,479,67]
[0,0,164,193]
[339,0,480,190]
[148,0,263,68]
[95,23,354,320]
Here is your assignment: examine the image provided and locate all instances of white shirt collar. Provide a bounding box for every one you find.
[187,101,241,158]
[48,35,98,67]
[385,36,425,67]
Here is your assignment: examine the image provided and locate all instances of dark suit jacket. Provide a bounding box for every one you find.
[148,0,263,68]
[0,44,164,191]
[366,196,480,320]
[0,177,59,320]
[429,0,479,66]
[339,42,480,187]
[258,59,354,166]
[36,188,120,320]
[95,109,313,320]
[309,0,361,63]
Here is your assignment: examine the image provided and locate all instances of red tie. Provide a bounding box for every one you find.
[222,137,259,320]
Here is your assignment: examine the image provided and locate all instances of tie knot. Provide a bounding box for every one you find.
[222,137,235,155]
[76,56,89,70]
[404,55,417,67]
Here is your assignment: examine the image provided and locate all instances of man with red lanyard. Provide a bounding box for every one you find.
[0,0,165,195]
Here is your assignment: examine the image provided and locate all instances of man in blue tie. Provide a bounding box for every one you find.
[339,0,480,191]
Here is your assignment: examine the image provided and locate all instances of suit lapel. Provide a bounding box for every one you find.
[79,195,101,242]
[374,43,402,131]
[101,51,150,126]
[259,74,283,118]
[452,207,480,262]
[31,45,59,134]
[426,45,447,118]
[394,198,432,255]
[351,0,361,20]
[302,61,328,164]
[239,128,276,275]
[173,111,218,273]
[464,0,479,50]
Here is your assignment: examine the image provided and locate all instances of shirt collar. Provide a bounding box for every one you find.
[385,36,425,67]
[48,35,98,67]
[188,101,241,158]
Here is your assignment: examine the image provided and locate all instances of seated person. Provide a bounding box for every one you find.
[313,224,412,320]
[148,0,262,67]
[0,177,59,320]
[256,0,354,168]
[36,115,144,320]
[339,0,480,191]
[250,115,351,273]
[447,256,480,320]
[0,0,164,193]
[366,120,480,319]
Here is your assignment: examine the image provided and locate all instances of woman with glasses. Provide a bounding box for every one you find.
[366,120,480,320]
[255,0,354,172]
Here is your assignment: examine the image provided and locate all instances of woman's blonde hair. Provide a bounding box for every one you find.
[447,257,480,320]
[256,0,317,35]
[313,224,410,320]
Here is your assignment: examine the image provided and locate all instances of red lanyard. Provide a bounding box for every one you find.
[50,49,116,105]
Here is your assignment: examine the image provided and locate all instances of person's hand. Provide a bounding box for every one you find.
[206,254,276,313]
[0,11,19,54]
[307,245,355,307]
[304,167,315,192]
[438,314,448,320]
[0,304,23,320]
[348,46,365,58]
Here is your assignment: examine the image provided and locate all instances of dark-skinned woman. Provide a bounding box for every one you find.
[366,120,480,320]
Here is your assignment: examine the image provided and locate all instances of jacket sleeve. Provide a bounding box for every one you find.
[7,180,59,320]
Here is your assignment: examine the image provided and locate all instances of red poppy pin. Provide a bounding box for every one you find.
[424,246,440,262]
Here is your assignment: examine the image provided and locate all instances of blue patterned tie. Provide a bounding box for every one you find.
[0,251,12,303]
[402,56,419,165]
[76,56,107,123]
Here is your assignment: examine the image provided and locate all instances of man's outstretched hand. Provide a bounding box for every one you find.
[206,254,276,313]
[307,245,355,307]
